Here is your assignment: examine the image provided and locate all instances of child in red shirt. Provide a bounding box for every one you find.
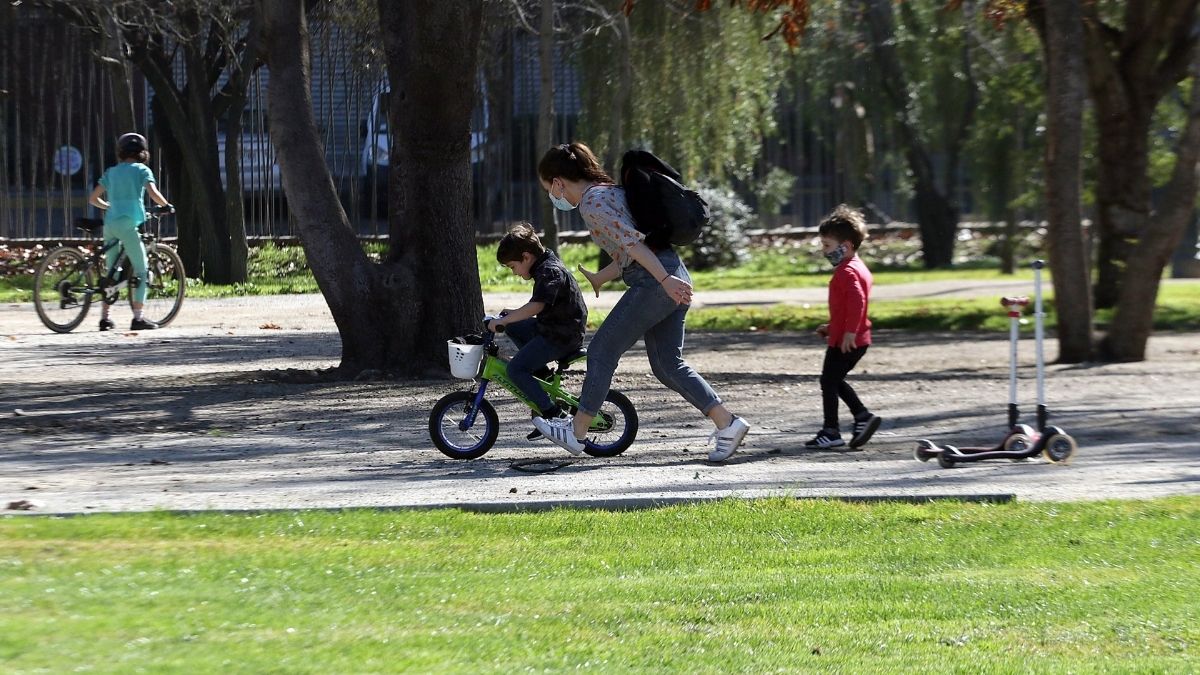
[806,205,882,449]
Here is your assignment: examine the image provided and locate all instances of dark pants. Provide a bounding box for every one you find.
[820,345,869,431]
[504,318,575,414]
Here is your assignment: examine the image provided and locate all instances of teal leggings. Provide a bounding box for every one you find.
[103,218,148,304]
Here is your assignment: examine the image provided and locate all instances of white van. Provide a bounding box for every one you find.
[217,108,282,194]
[360,84,487,215]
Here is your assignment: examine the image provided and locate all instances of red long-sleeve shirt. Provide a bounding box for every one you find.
[827,255,873,348]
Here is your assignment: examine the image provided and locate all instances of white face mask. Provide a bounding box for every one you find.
[547,182,577,211]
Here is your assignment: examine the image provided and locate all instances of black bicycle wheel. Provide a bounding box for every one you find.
[428,391,499,460]
[583,390,639,458]
[132,243,186,326]
[33,246,94,333]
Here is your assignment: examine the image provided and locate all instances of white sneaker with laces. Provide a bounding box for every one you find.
[532,415,586,456]
[708,416,751,462]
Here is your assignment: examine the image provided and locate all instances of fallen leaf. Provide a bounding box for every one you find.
[260,323,282,330]
[6,499,41,511]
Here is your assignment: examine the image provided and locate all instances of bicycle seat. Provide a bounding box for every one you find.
[557,349,587,370]
[75,217,103,233]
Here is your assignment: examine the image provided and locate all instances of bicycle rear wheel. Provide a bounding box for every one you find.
[132,243,186,326]
[33,247,94,333]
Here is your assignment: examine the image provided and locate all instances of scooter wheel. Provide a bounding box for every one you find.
[1042,433,1078,464]
[937,446,957,469]
[914,440,937,462]
[1004,433,1033,461]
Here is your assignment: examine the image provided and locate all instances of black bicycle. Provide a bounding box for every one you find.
[33,205,186,333]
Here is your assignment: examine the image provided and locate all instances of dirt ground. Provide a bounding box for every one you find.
[2,293,1198,514]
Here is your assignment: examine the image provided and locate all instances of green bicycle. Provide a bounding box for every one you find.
[428,318,639,460]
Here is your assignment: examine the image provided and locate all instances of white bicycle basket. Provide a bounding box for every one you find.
[447,340,485,379]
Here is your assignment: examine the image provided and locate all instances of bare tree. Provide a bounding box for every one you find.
[40,0,261,284]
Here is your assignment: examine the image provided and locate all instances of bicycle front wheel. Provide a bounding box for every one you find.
[133,243,186,326]
[428,391,499,459]
[33,246,94,333]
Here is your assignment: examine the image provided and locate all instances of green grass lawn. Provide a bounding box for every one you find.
[1,498,1197,672]
[5,241,1199,332]
[670,282,1200,333]
[0,242,1026,303]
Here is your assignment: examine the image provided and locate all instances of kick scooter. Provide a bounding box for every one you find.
[914,260,1078,468]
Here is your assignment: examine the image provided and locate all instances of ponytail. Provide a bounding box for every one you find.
[538,141,612,184]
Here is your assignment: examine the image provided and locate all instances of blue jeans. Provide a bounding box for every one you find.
[504,318,576,413]
[578,249,722,417]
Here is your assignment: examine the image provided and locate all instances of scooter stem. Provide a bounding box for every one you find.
[1033,260,1048,431]
[1008,309,1020,429]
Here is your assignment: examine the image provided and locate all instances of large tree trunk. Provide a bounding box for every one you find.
[1103,53,1200,361]
[1036,0,1094,363]
[379,0,486,371]
[265,0,448,376]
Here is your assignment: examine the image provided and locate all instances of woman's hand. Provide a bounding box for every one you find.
[816,323,829,338]
[661,275,693,305]
[577,264,605,297]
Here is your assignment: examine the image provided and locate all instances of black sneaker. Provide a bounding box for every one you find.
[804,428,845,449]
[850,413,882,448]
[98,317,115,332]
[130,318,159,331]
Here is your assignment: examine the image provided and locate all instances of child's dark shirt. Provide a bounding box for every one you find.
[529,250,587,350]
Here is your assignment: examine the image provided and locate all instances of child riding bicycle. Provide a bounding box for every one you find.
[487,223,588,442]
[87,132,174,331]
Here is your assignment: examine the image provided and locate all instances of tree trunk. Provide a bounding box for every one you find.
[101,14,136,133]
[1090,107,1153,309]
[1103,53,1200,361]
[603,11,632,177]
[536,0,558,251]
[379,0,486,371]
[265,0,437,376]
[1081,0,1200,309]
[1037,0,1094,362]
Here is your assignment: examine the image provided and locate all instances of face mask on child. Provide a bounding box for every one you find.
[547,183,577,211]
[824,243,848,267]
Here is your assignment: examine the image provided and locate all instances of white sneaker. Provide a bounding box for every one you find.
[708,416,750,462]
[532,415,586,456]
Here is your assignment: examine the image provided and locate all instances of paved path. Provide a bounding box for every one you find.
[2,285,1198,515]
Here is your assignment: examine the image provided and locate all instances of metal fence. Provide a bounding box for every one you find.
[2,8,911,244]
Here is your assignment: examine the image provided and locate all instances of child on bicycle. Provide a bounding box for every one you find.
[87,132,173,331]
[806,204,882,449]
[487,223,588,439]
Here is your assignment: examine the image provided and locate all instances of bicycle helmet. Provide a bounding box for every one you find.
[117,132,147,154]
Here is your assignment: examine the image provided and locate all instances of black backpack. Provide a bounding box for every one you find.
[620,149,710,248]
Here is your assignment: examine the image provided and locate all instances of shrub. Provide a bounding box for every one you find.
[682,184,753,271]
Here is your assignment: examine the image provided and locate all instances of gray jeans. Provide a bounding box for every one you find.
[578,249,722,417]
